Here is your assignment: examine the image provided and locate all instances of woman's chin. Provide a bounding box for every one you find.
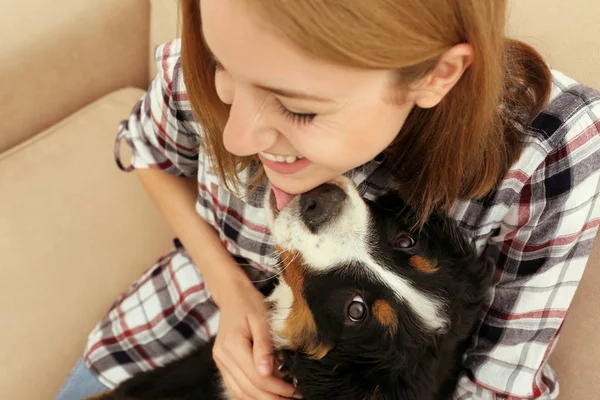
[265,169,337,195]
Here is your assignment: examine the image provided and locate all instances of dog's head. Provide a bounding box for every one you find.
[264,176,492,395]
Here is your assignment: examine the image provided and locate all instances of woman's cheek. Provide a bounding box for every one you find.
[293,124,346,161]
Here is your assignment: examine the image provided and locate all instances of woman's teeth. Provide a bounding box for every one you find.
[260,152,304,164]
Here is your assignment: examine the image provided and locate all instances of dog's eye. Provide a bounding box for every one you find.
[347,296,366,322]
[395,233,415,249]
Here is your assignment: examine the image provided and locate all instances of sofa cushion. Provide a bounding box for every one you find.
[0,0,150,154]
[0,88,175,400]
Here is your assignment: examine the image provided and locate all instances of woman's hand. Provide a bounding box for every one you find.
[134,171,300,398]
[213,280,300,400]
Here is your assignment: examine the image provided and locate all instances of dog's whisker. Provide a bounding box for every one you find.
[234,248,299,284]
[246,254,297,284]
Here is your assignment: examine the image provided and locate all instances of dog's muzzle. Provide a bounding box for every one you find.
[299,183,348,233]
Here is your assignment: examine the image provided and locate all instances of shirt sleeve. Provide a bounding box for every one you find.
[455,100,600,399]
[114,39,202,177]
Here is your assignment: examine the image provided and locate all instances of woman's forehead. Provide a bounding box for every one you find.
[200,0,392,102]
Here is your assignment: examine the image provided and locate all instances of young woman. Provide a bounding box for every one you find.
[56,1,600,399]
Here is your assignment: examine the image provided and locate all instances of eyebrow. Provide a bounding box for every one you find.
[255,84,334,103]
[204,40,334,103]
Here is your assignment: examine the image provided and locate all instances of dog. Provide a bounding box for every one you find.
[88,176,493,400]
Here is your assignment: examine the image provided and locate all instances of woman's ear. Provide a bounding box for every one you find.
[412,43,474,109]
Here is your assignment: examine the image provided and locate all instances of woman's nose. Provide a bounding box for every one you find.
[221,89,278,157]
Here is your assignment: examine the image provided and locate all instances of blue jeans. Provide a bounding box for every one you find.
[55,357,109,400]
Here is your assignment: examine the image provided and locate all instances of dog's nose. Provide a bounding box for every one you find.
[299,183,347,232]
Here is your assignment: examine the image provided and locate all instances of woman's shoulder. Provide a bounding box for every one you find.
[527,70,600,152]
[504,70,600,181]
[450,70,600,237]
[152,39,186,96]
[155,38,182,59]
[149,39,201,135]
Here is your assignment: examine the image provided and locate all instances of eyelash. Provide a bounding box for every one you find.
[210,56,316,126]
[276,103,316,125]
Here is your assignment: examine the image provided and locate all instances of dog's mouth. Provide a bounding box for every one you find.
[266,178,352,228]
[269,182,296,215]
[273,350,299,387]
[265,177,365,255]
[268,186,286,219]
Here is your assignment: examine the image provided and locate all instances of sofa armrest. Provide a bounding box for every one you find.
[0,89,175,400]
[0,0,150,153]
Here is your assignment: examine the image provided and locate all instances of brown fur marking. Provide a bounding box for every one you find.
[84,391,113,400]
[409,255,439,274]
[277,248,332,359]
[372,299,399,335]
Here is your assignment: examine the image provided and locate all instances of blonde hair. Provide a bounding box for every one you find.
[180,0,551,224]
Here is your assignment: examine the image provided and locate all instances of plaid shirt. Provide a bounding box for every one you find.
[84,40,600,399]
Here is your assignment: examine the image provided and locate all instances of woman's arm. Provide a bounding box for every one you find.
[111,41,297,398]
[135,168,254,305]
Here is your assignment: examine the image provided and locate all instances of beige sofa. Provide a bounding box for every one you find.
[1,1,598,399]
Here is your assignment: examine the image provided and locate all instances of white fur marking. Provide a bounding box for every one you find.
[264,177,448,332]
[267,281,294,347]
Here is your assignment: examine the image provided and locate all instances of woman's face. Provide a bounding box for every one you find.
[201,0,415,195]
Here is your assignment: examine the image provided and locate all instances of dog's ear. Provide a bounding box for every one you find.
[371,189,421,227]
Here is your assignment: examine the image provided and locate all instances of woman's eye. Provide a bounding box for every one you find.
[277,103,316,126]
[394,233,415,249]
[347,296,366,322]
[207,55,316,126]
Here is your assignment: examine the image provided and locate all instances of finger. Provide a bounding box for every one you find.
[225,336,298,399]
[216,358,256,400]
[217,354,281,400]
[248,314,274,376]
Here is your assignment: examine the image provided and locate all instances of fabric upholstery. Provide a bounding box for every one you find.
[507,0,600,91]
[0,88,175,400]
[150,0,180,80]
[0,0,150,153]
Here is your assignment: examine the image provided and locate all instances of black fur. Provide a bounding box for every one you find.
[91,191,493,400]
